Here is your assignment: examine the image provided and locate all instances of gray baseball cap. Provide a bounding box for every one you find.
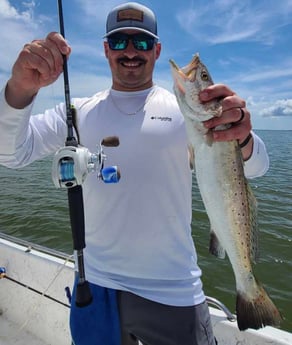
[104,2,159,39]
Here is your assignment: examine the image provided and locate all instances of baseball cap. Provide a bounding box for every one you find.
[104,2,159,39]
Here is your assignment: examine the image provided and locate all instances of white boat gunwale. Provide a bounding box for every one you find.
[0,233,291,345]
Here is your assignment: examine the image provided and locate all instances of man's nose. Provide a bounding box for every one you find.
[123,40,139,58]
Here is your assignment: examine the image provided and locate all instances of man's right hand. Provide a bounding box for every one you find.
[5,32,71,109]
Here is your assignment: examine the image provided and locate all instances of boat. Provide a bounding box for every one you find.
[0,232,291,345]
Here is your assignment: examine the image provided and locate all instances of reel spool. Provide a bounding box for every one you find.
[52,136,121,189]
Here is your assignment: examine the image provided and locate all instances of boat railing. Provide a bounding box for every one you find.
[0,232,73,262]
[1,232,237,324]
[206,296,236,322]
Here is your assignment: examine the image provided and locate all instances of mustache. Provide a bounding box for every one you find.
[117,57,146,64]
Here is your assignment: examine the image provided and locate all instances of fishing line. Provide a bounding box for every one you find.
[0,253,73,341]
[5,276,70,307]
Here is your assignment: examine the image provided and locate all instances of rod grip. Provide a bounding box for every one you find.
[67,186,85,250]
[75,280,93,307]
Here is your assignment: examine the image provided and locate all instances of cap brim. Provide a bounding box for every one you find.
[104,27,159,39]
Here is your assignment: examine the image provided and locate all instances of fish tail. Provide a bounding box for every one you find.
[236,281,283,331]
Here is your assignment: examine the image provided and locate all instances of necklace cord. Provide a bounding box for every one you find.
[110,87,156,115]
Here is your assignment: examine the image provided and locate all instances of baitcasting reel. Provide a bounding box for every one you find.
[52,136,120,188]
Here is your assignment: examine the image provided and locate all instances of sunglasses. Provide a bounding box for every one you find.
[107,33,157,51]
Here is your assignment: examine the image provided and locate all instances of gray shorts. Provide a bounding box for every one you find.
[118,291,216,345]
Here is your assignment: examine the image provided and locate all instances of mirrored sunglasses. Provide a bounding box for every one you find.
[107,33,157,51]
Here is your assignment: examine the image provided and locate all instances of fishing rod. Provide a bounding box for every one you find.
[54,0,120,307]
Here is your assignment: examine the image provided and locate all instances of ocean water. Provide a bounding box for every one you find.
[0,130,291,331]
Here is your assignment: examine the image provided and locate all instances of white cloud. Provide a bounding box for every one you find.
[175,0,292,45]
[1,0,292,131]
[240,66,292,83]
[74,0,122,32]
[0,0,51,74]
[0,0,40,25]
[259,99,292,117]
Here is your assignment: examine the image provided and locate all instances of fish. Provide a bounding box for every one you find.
[169,53,282,331]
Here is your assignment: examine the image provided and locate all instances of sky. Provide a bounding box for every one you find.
[1,0,292,130]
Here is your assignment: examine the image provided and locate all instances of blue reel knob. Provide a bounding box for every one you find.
[101,166,120,183]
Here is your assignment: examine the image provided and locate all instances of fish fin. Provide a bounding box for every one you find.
[209,231,226,259]
[236,279,283,331]
[246,181,259,263]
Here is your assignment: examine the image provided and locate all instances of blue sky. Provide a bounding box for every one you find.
[1,0,292,130]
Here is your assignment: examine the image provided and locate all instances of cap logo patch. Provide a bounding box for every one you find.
[117,9,144,22]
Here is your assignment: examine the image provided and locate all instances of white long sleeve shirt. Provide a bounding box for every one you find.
[0,85,269,306]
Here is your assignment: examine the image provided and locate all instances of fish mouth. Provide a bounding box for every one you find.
[169,59,187,95]
[170,53,200,82]
[169,59,179,71]
[169,59,184,78]
[182,53,200,80]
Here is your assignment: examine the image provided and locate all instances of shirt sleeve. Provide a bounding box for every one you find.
[0,85,67,168]
[244,131,269,179]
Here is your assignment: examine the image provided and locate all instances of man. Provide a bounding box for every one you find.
[0,2,269,345]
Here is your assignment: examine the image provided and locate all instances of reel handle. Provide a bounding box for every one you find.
[101,136,120,147]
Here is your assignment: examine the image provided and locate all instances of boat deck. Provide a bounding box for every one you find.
[1,234,292,345]
[0,317,49,345]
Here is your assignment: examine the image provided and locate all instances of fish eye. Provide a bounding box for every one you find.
[201,70,209,81]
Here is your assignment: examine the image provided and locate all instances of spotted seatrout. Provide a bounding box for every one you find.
[170,54,282,331]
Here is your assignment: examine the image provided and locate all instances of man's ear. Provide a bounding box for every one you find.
[155,42,162,60]
[104,42,109,58]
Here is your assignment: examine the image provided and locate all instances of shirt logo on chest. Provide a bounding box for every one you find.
[150,116,172,122]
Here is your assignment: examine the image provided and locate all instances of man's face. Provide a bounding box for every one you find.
[104,30,161,91]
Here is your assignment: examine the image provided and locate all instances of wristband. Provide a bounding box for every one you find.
[239,133,252,148]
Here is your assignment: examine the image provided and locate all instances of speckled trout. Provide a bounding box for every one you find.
[170,54,282,331]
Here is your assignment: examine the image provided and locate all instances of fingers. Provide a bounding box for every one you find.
[13,32,71,86]
[21,42,61,81]
[209,109,251,142]
[6,32,71,108]
[199,83,236,102]
[30,32,70,78]
[201,84,252,142]
[233,107,245,124]
[46,32,71,55]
